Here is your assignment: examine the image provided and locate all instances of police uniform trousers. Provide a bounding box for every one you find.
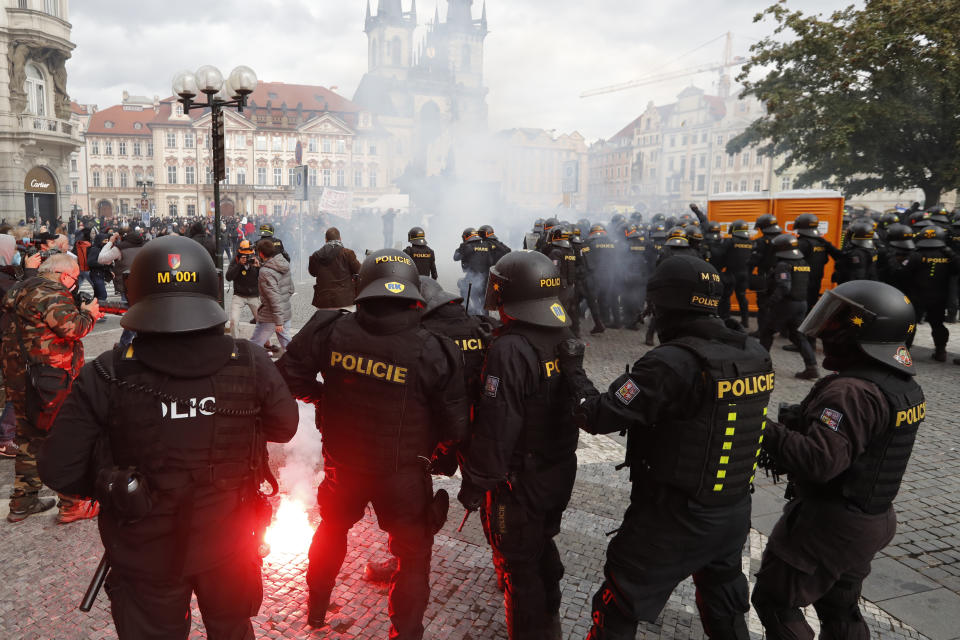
[620,275,647,329]
[307,465,433,640]
[947,274,959,321]
[752,498,897,640]
[575,277,603,328]
[587,484,752,640]
[104,554,263,640]
[757,300,817,367]
[719,271,750,326]
[594,272,620,327]
[484,457,576,640]
[908,295,948,351]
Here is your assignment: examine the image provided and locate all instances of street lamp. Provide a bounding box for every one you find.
[136,175,154,220]
[172,64,257,305]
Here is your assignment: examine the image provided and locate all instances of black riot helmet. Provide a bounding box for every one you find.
[408,226,427,246]
[849,220,876,248]
[610,214,626,227]
[678,213,696,228]
[686,224,704,243]
[754,214,777,232]
[550,226,571,248]
[651,213,667,225]
[577,218,592,232]
[419,276,462,317]
[589,223,607,237]
[543,217,560,233]
[704,221,721,241]
[650,223,668,240]
[793,213,821,238]
[533,218,545,233]
[647,255,723,314]
[462,227,480,243]
[885,224,916,250]
[259,223,275,237]
[484,250,570,328]
[571,226,583,244]
[729,219,750,239]
[478,224,497,240]
[122,235,227,333]
[928,207,951,224]
[772,233,803,260]
[915,225,947,248]
[879,211,899,229]
[355,249,425,304]
[664,226,689,247]
[799,280,917,374]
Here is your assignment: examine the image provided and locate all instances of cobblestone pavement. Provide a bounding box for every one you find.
[0,279,957,639]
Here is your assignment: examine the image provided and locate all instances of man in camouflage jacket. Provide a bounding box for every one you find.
[3,254,100,523]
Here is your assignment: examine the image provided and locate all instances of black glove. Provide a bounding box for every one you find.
[557,338,586,373]
[723,317,745,333]
[429,443,459,477]
[457,480,484,512]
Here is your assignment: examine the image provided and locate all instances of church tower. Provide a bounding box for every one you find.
[365,0,418,79]
[440,0,487,91]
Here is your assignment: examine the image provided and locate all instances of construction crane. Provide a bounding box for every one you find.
[580,32,747,99]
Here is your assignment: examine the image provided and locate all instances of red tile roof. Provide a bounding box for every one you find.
[247,82,359,114]
[86,103,159,136]
[70,100,89,115]
[610,115,643,142]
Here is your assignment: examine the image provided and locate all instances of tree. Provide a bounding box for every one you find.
[727,0,960,206]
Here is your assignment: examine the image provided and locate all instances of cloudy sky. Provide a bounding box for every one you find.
[66,0,850,141]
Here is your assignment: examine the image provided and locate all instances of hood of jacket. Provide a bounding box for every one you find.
[262,253,290,275]
[313,241,344,265]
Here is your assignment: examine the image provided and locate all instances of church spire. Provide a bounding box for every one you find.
[434,2,440,25]
[410,0,417,22]
[480,0,487,33]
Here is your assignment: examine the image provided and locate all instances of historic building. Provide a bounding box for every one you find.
[496,128,588,213]
[0,0,80,226]
[84,82,395,220]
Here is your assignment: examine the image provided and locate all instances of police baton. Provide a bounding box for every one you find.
[457,509,472,533]
[465,282,473,314]
[79,554,110,612]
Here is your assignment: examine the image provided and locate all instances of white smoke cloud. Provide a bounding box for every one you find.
[276,400,325,506]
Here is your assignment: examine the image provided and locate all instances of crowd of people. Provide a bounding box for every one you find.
[0,200,940,640]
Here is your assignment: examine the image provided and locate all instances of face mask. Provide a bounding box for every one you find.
[12,252,21,266]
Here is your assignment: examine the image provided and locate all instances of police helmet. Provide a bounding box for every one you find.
[625,224,642,239]
[849,220,876,249]
[462,227,480,242]
[762,222,783,237]
[799,280,917,374]
[729,219,751,239]
[550,226,571,248]
[915,225,946,248]
[665,226,689,247]
[237,239,254,255]
[533,218,545,232]
[577,218,592,232]
[610,214,626,227]
[928,207,951,224]
[678,213,696,228]
[355,249,425,304]
[543,217,560,232]
[773,233,803,260]
[793,213,821,238]
[260,223,275,237]
[885,224,916,250]
[122,235,227,333]
[664,216,678,230]
[754,214,777,231]
[879,211,899,228]
[704,221,721,241]
[419,276,462,316]
[484,250,570,328]
[650,223,668,240]
[478,224,497,240]
[589,224,607,237]
[647,255,722,314]
[651,213,666,224]
[408,226,427,246]
[686,224,704,242]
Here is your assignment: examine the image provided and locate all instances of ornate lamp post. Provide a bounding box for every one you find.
[171,65,257,304]
[135,175,154,220]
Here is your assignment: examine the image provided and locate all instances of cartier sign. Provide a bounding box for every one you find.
[24,167,57,194]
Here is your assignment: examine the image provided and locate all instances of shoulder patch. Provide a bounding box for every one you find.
[484,375,500,398]
[615,379,640,406]
[820,408,843,431]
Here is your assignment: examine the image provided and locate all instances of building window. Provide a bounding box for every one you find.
[120,172,128,188]
[288,168,295,185]
[106,172,114,188]
[70,157,78,172]
[742,151,750,166]
[237,168,246,185]
[147,141,153,157]
[176,104,183,116]
[91,140,99,155]
[754,179,762,191]
[308,137,317,153]
[257,167,267,185]
[286,138,296,152]
[354,169,363,187]
[740,180,748,191]
[92,171,100,187]
[726,181,733,191]
[716,135,724,145]
[235,134,246,149]
[274,205,282,216]
[185,166,195,185]
[781,177,792,191]
[119,201,127,214]
[713,181,720,194]
[308,167,317,186]
[336,168,345,186]
[169,203,177,217]
[133,141,141,156]
[166,132,176,148]
[72,180,78,193]
[184,132,195,148]
[699,155,706,169]
[167,166,177,184]
[116,141,126,156]
[322,168,331,186]
[104,141,113,155]
[25,63,46,116]
[224,167,230,184]
[701,133,707,143]
[336,139,346,154]
[255,136,266,151]
[369,142,377,156]
[187,204,196,217]
[274,167,282,186]
[369,170,377,188]
[272,137,282,152]
[682,135,688,146]
[696,175,705,191]
[727,155,734,168]
[322,138,332,153]
[669,135,675,147]
[205,166,212,184]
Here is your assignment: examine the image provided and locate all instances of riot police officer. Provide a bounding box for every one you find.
[834,220,878,283]
[644,227,697,346]
[457,250,578,640]
[278,249,469,638]
[703,221,724,266]
[748,214,783,334]
[524,219,544,251]
[716,220,752,328]
[39,235,300,639]
[757,234,820,379]
[259,223,290,262]
[547,226,581,336]
[586,224,620,328]
[403,227,438,279]
[793,213,838,311]
[479,224,511,266]
[622,225,649,330]
[454,227,491,314]
[537,217,560,254]
[754,281,924,640]
[573,226,605,335]
[880,224,916,295]
[560,255,773,640]
[903,225,959,361]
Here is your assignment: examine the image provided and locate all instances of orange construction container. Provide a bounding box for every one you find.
[706,190,844,313]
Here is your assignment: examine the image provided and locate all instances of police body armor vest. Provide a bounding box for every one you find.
[423,311,489,408]
[783,260,810,301]
[549,246,577,288]
[914,247,953,293]
[640,333,774,505]
[587,237,617,268]
[799,236,829,274]
[105,342,260,493]
[842,246,875,281]
[626,239,648,279]
[462,242,490,274]
[804,368,924,514]
[502,324,579,470]
[321,314,435,473]
[404,245,435,277]
[724,238,752,273]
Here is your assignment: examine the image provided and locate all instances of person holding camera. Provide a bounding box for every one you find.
[226,240,261,339]
[752,281,924,640]
[2,253,100,523]
[38,235,299,638]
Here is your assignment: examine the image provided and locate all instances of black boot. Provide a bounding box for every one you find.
[782,343,800,352]
[590,321,606,335]
[934,347,947,362]
[795,364,820,380]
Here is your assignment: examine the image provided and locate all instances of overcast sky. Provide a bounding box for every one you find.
[66,0,850,142]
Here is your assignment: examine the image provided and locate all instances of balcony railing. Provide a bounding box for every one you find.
[17,114,73,137]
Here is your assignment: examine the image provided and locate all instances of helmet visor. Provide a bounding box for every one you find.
[799,288,877,337]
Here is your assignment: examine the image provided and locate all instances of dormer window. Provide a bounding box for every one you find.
[104,121,114,129]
